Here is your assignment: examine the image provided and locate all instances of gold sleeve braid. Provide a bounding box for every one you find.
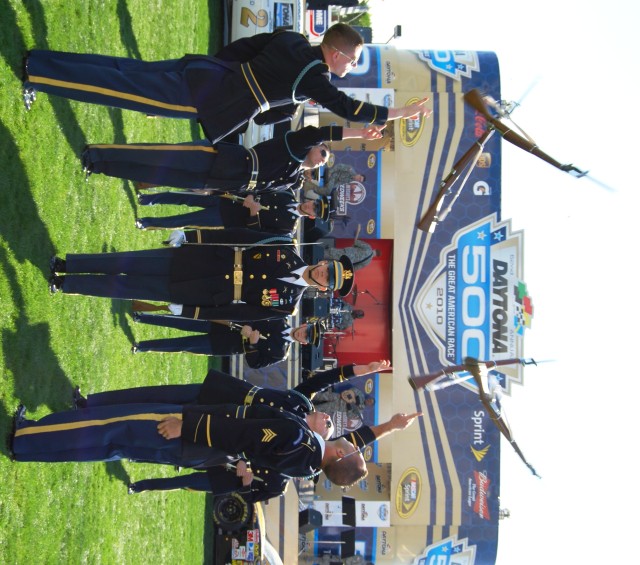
[193,414,205,444]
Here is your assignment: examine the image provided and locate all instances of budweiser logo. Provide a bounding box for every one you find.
[473,470,490,520]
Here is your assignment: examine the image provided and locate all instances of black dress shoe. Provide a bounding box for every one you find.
[14,405,26,426]
[131,343,138,354]
[22,51,30,82]
[7,405,26,460]
[132,312,142,323]
[80,146,94,179]
[5,433,15,461]
[128,483,141,494]
[49,256,66,274]
[48,275,65,294]
[72,386,87,410]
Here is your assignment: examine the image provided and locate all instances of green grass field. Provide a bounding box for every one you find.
[0,1,224,562]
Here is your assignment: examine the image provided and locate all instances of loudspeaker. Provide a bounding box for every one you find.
[299,508,323,534]
[340,529,357,558]
[302,296,329,318]
[302,239,325,264]
[303,217,333,243]
[301,339,324,371]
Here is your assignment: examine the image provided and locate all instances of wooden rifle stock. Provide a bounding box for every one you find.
[464,89,586,176]
[417,129,494,233]
[463,356,541,478]
[408,357,536,390]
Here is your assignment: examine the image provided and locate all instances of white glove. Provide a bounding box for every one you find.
[167,230,186,247]
[168,303,183,315]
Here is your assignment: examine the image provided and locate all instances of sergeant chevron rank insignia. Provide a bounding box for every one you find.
[261,428,277,442]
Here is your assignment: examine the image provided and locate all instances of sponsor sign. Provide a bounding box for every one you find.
[411,535,478,565]
[395,467,421,519]
[416,214,532,390]
[306,9,328,39]
[416,50,481,80]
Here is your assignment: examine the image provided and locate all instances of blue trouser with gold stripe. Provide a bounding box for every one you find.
[131,472,213,492]
[84,142,215,189]
[25,50,198,118]
[62,249,174,301]
[85,385,201,408]
[135,315,215,354]
[137,192,224,230]
[12,403,207,465]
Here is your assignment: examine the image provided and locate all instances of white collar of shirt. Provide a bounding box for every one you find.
[313,432,326,458]
[278,265,310,286]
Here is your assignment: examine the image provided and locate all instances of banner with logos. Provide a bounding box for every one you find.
[300,46,531,565]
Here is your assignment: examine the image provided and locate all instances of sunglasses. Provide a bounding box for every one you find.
[330,45,358,67]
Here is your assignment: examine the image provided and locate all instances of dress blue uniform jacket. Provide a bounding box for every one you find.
[25,33,387,143]
[84,366,376,498]
[61,229,309,322]
[12,402,323,478]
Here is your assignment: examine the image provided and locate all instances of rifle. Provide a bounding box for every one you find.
[463,89,586,177]
[220,193,270,210]
[417,128,494,233]
[218,320,267,340]
[408,357,536,391]
[409,357,541,477]
[417,89,591,233]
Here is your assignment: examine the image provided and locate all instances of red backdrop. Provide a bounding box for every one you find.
[324,239,393,365]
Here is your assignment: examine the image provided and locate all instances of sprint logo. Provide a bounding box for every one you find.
[470,444,490,462]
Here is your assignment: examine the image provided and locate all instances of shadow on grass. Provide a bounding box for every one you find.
[0,119,57,276]
[0,0,28,80]
[116,0,142,60]
[0,248,74,463]
[0,0,90,153]
[104,460,132,490]
[208,0,225,54]
[111,296,137,349]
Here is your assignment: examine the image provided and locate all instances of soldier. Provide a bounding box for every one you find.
[135,187,335,235]
[63,362,412,498]
[9,401,356,484]
[127,411,415,498]
[22,24,430,143]
[323,240,380,271]
[130,314,322,369]
[48,229,354,322]
[82,125,383,193]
